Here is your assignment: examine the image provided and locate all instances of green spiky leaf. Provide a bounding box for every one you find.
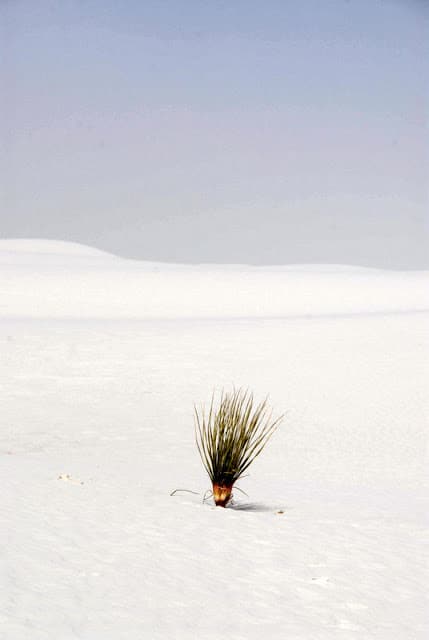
[195,388,282,487]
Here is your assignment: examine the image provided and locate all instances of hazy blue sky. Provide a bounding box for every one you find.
[1,0,428,267]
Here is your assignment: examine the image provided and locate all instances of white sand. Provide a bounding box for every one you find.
[1,239,428,639]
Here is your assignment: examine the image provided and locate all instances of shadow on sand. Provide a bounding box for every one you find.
[228,501,286,513]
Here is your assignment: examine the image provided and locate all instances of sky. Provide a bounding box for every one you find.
[1,0,428,268]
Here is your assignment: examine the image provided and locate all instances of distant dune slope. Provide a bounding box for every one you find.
[0,238,119,259]
[1,239,428,319]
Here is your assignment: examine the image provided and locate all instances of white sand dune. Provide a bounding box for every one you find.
[1,238,428,319]
[1,239,428,639]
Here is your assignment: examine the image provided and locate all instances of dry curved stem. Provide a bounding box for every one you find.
[232,485,249,498]
[195,388,282,507]
[170,489,200,496]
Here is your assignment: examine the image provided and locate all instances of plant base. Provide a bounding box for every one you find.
[213,483,233,507]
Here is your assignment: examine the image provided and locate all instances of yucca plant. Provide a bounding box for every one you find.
[195,388,282,507]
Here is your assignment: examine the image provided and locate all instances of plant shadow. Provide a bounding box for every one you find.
[228,501,286,513]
